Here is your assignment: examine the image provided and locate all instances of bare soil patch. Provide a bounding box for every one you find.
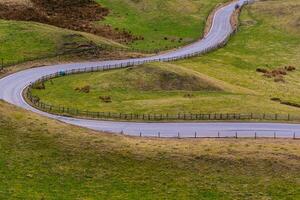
[0,0,138,43]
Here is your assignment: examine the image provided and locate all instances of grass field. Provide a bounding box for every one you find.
[0,20,124,66]
[0,100,299,199]
[31,0,300,115]
[96,0,226,51]
[1,1,300,198]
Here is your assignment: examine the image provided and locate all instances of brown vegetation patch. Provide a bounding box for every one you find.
[257,65,296,83]
[0,0,139,43]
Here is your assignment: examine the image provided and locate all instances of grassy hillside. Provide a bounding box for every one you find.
[0,0,227,66]
[96,0,226,51]
[0,100,299,199]
[32,0,300,115]
[0,20,124,66]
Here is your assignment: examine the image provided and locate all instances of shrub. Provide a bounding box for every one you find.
[99,96,112,103]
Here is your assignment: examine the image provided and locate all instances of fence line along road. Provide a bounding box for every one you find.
[3,0,299,138]
[25,87,300,122]
[126,130,299,139]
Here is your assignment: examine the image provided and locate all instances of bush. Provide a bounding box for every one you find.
[99,96,112,103]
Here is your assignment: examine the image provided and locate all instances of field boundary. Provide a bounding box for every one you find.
[25,79,300,122]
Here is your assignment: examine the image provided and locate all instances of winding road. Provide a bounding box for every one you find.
[1,0,300,138]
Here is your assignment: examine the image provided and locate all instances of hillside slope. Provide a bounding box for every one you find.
[0,19,128,66]
[0,100,299,199]
[0,0,226,52]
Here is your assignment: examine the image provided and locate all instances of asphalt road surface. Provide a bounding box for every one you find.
[1,0,300,138]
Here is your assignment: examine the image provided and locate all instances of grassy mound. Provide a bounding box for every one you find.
[95,63,224,91]
[31,63,236,114]
[0,20,124,66]
[0,100,299,199]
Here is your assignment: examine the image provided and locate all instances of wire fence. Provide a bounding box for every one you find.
[119,130,299,139]
[26,86,300,122]
[0,44,192,70]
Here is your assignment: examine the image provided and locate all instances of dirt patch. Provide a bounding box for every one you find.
[0,0,139,43]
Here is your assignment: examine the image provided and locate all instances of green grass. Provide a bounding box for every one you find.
[0,100,299,199]
[0,20,123,66]
[32,0,300,115]
[96,0,226,51]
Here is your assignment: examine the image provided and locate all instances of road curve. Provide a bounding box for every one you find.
[1,0,300,138]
